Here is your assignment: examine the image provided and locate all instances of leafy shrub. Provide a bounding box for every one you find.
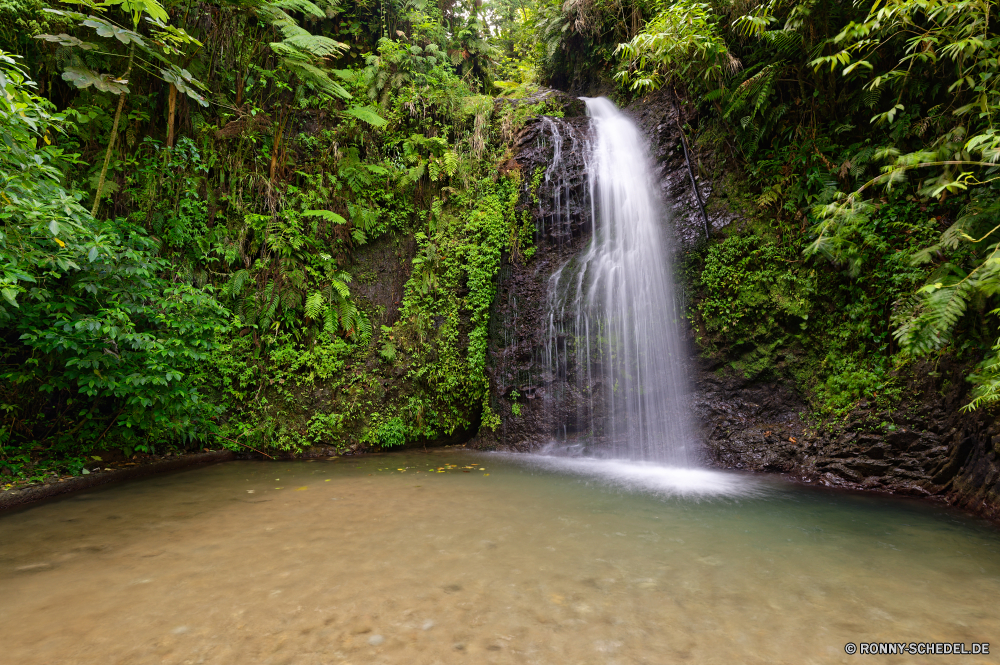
[376,417,406,448]
[0,53,229,461]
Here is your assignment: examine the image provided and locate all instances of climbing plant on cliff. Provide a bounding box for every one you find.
[367,175,522,446]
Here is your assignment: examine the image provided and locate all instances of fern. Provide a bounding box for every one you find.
[270,0,325,18]
[222,269,252,298]
[342,105,387,127]
[863,87,882,109]
[258,0,350,100]
[302,209,348,225]
[442,151,458,177]
[305,291,325,320]
[760,30,801,57]
[273,28,345,58]
[966,338,1000,411]
[893,279,970,356]
[724,63,779,122]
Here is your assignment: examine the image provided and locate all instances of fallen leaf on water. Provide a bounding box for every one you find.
[325,479,331,482]
[275,487,283,489]
[296,486,308,491]
[246,490,255,494]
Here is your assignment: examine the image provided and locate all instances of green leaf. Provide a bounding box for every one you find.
[62,66,130,94]
[1,288,18,307]
[271,0,326,18]
[302,209,348,224]
[342,105,387,127]
[34,33,99,50]
[81,18,146,46]
[41,8,87,20]
[159,67,209,107]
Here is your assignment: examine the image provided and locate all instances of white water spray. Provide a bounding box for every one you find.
[544,97,695,466]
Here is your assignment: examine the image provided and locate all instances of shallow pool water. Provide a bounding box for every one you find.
[1,450,998,664]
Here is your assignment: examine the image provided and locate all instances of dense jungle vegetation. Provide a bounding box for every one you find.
[1,0,998,484]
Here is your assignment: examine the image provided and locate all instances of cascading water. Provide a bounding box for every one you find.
[543,97,695,466]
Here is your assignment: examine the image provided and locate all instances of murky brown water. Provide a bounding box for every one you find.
[1,450,998,664]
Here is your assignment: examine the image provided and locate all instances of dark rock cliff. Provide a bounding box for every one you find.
[475,94,594,450]
[695,355,1000,519]
[475,88,1000,522]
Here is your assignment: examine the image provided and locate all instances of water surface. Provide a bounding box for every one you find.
[1,451,997,664]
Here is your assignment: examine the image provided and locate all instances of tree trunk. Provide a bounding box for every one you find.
[269,108,289,182]
[166,83,178,148]
[91,45,135,218]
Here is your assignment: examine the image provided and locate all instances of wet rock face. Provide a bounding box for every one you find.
[625,88,738,249]
[475,104,596,450]
[695,356,1000,520]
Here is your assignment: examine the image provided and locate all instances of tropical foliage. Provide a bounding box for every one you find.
[594,0,1000,414]
[3,0,999,485]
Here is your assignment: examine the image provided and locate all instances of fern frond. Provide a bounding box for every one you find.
[305,291,325,320]
[760,30,801,57]
[342,105,387,127]
[270,0,325,18]
[331,277,351,299]
[324,304,338,335]
[222,269,251,298]
[280,59,350,99]
[275,27,347,58]
[863,87,882,109]
[302,209,348,225]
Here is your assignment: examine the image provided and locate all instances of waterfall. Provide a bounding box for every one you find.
[543,97,695,466]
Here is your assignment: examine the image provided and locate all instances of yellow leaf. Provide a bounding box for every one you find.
[296,486,308,490]
[54,238,65,247]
